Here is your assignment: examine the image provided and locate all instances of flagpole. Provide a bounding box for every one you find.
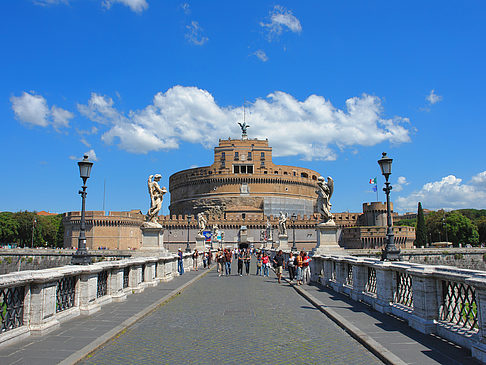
[376,184,378,202]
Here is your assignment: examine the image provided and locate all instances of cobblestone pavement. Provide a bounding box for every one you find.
[81,263,382,365]
[0,269,203,365]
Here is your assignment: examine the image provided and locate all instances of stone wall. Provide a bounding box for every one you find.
[347,247,486,271]
[0,249,131,275]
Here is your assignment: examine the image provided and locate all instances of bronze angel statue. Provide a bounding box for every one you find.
[238,122,250,135]
[316,176,334,222]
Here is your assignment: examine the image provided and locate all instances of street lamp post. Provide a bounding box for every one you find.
[378,152,400,261]
[186,215,192,252]
[31,218,36,248]
[291,213,297,251]
[442,213,449,243]
[72,154,93,265]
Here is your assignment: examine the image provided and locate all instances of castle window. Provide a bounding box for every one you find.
[234,152,239,161]
[221,152,226,161]
[234,165,240,173]
[247,152,252,160]
[284,171,288,175]
[312,175,317,180]
[248,165,253,173]
[293,171,296,176]
[242,213,246,219]
[261,161,265,167]
[264,171,268,174]
[274,171,279,174]
[241,165,247,173]
[301,172,308,178]
[260,152,265,160]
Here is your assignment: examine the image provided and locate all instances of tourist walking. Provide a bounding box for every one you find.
[207,250,212,269]
[217,249,224,276]
[262,252,270,277]
[237,249,244,276]
[202,251,207,269]
[287,252,296,281]
[192,249,199,271]
[302,251,311,284]
[295,251,303,285]
[255,252,263,276]
[224,249,232,276]
[273,250,285,284]
[177,248,184,276]
[244,249,251,275]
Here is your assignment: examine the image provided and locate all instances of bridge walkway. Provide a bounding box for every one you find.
[0,268,203,365]
[0,262,479,364]
[79,265,381,365]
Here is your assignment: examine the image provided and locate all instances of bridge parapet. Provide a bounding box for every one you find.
[310,254,486,363]
[0,252,201,348]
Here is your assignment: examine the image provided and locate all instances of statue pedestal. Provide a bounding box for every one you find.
[312,221,342,255]
[140,225,167,252]
[277,234,290,251]
[195,234,206,251]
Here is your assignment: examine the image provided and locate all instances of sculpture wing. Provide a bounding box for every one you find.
[327,176,334,200]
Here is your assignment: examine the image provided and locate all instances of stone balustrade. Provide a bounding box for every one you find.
[0,251,203,348]
[310,254,486,363]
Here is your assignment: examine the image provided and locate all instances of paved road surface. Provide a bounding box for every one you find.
[82,264,381,365]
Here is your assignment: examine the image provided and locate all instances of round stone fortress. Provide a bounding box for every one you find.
[169,137,320,219]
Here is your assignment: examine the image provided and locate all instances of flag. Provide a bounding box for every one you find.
[369,177,377,184]
[372,185,377,192]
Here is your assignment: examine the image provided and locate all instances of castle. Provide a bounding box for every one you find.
[63,131,415,251]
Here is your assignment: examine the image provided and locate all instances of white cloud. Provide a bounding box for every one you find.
[69,149,98,161]
[185,21,208,46]
[78,93,123,124]
[80,138,91,147]
[254,50,269,62]
[51,105,74,130]
[260,5,302,40]
[11,92,50,127]
[471,171,486,186]
[426,89,442,105]
[85,149,98,161]
[396,173,486,211]
[394,176,409,192]
[78,86,412,159]
[102,0,148,13]
[11,91,72,130]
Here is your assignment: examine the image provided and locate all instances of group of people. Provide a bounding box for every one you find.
[178,247,312,285]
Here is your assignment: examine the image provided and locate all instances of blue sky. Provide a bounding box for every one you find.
[1,0,485,215]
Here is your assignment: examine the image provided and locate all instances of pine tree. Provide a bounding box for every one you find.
[416,202,427,247]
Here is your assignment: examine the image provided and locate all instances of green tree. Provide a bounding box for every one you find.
[0,212,19,244]
[477,216,486,244]
[13,211,37,247]
[415,202,427,247]
[426,210,479,246]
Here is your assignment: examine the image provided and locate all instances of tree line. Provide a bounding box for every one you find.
[0,211,64,248]
[396,204,486,247]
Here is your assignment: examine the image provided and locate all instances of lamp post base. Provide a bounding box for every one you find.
[71,249,92,265]
[381,248,401,261]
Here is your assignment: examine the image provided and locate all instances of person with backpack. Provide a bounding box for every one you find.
[255,252,263,276]
[237,249,244,276]
[224,249,232,276]
[244,249,251,275]
[273,250,285,284]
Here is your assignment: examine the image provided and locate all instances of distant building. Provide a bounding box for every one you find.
[36,211,58,216]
